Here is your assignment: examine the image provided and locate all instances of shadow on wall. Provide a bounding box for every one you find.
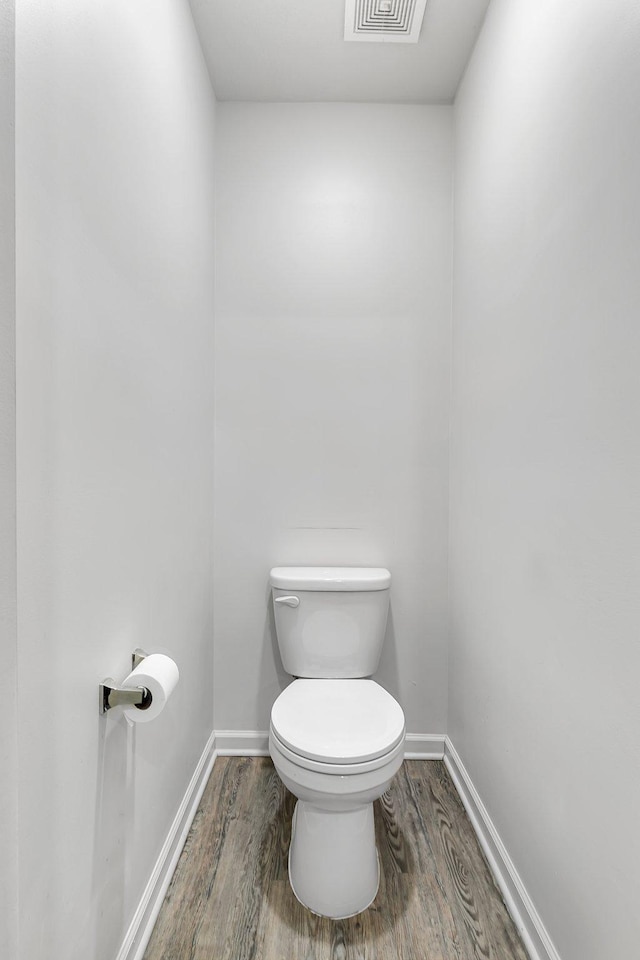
[260,583,291,711]
[377,606,401,703]
[91,716,134,960]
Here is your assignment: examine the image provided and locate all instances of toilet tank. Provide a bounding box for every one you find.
[270,567,391,679]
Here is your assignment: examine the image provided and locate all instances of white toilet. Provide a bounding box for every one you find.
[268,566,405,919]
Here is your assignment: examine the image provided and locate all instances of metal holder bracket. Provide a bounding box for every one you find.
[132,648,147,669]
[99,649,151,715]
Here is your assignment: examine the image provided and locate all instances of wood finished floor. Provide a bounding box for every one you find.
[144,758,530,960]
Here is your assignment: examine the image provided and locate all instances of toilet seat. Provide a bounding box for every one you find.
[270,679,405,766]
[270,725,405,777]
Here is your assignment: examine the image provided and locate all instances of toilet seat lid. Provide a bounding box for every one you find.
[271,679,405,764]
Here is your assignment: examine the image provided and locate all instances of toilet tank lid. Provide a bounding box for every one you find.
[269,566,391,592]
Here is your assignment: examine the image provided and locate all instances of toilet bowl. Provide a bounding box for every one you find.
[270,677,405,918]
[268,566,405,918]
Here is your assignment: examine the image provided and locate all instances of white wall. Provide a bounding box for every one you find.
[15,2,216,958]
[450,2,640,958]
[215,103,452,735]
[0,1,17,956]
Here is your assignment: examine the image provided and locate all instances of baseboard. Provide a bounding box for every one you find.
[115,731,218,960]
[214,729,270,755]
[404,733,445,759]
[444,738,561,960]
[213,730,445,760]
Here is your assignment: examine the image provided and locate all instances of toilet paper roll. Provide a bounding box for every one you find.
[121,653,179,724]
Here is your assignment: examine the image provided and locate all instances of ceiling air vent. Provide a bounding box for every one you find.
[344,0,428,43]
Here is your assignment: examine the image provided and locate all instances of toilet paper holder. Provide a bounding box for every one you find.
[99,649,151,714]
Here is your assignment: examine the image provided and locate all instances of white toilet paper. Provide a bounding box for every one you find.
[120,653,179,724]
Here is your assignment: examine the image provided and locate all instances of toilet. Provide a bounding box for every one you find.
[268,566,405,919]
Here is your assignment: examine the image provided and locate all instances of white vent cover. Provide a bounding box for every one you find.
[344,0,428,43]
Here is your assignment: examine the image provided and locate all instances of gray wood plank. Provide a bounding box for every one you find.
[144,758,530,960]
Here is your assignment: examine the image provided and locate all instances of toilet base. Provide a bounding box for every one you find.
[288,799,379,919]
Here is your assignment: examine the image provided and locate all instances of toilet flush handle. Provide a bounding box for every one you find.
[274,595,300,608]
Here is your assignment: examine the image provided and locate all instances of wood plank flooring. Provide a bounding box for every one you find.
[144,758,530,960]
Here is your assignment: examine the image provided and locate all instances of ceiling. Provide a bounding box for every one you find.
[189,0,491,104]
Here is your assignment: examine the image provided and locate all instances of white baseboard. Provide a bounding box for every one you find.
[444,737,561,960]
[214,730,445,760]
[404,733,445,759]
[214,729,270,755]
[115,731,217,960]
